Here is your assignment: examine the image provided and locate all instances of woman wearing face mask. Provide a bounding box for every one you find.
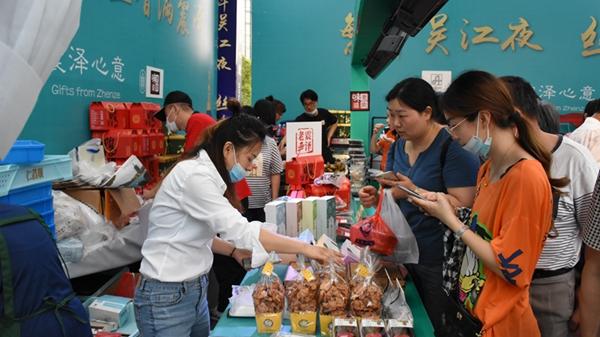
[358,78,480,337]
[447,112,491,162]
[134,114,341,337]
[411,70,569,337]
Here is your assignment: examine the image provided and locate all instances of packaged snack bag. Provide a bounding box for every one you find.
[350,248,383,319]
[319,259,350,336]
[286,254,319,334]
[252,251,285,333]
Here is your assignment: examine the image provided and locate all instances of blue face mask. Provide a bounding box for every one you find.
[228,146,247,183]
[462,114,492,161]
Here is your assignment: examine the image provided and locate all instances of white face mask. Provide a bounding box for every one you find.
[306,108,318,116]
[166,110,178,133]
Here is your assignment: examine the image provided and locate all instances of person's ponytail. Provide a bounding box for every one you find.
[509,111,569,192]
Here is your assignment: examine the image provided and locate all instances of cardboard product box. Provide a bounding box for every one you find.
[63,188,141,229]
[104,188,141,229]
[89,295,131,329]
[265,200,287,234]
[301,197,318,234]
[316,195,337,239]
[63,188,103,214]
[285,199,302,237]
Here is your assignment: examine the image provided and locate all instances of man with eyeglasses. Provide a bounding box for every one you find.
[294,89,338,163]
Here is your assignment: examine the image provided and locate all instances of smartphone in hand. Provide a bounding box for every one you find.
[376,171,399,181]
[395,184,426,200]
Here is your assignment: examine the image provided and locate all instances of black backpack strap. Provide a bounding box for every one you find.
[439,135,453,193]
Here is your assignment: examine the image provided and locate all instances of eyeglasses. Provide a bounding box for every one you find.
[448,118,467,132]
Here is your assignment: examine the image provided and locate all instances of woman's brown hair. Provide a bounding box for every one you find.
[441,70,568,192]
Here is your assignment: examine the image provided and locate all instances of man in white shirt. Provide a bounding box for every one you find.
[502,77,599,337]
[569,99,600,165]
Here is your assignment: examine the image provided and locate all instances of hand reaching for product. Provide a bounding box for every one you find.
[303,245,343,265]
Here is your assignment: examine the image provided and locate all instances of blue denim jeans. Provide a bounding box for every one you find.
[134,275,209,337]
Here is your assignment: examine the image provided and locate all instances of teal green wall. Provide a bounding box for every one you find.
[19,0,215,154]
[253,0,600,122]
[252,0,355,117]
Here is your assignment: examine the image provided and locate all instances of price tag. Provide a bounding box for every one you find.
[301,269,315,282]
[262,262,274,276]
[356,264,369,278]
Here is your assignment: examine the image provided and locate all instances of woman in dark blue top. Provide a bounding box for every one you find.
[359,78,480,337]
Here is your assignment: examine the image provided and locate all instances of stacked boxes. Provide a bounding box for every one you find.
[89,101,164,186]
[301,197,318,234]
[285,199,302,238]
[316,196,337,239]
[264,196,337,239]
[264,200,286,234]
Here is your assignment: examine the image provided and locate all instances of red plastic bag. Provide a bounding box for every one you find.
[350,191,398,256]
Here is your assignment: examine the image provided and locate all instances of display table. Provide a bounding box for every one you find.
[211,264,434,337]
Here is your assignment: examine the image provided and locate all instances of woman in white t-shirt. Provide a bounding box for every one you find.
[134,114,339,337]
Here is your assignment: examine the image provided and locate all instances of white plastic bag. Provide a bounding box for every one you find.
[380,189,419,264]
[53,190,121,255]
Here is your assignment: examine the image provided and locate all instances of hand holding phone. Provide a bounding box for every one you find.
[394,184,425,200]
[376,171,399,181]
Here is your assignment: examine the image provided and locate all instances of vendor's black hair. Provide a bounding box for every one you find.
[584,98,600,117]
[501,76,560,134]
[300,89,318,103]
[385,78,445,124]
[253,99,276,135]
[266,95,286,114]
[183,114,266,210]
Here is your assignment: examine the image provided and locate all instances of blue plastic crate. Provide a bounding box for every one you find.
[0,182,52,210]
[0,165,18,197]
[10,155,72,191]
[0,140,45,165]
[0,182,53,215]
[40,209,56,239]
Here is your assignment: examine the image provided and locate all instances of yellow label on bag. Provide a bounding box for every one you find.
[356,263,369,278]
[255,312,282,333]
[262,262,273,276]
[319,313,334,337]
[290,312,317,334]
[301,269,315,282]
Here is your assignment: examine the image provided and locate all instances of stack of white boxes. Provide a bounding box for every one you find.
[285,199,303,237]
[316,195,337,239]
[265,196,337,239]
[301,197,318,234]
[264,200,286,234]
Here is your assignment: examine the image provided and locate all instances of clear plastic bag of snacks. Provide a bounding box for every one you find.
[286,254,319,334]
[319,259,350,336]
[253,252,285,334]
[350,248,383,319]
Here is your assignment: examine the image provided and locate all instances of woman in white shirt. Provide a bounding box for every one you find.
[134,114,339,337]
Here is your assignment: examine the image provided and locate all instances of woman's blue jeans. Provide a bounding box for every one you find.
[134,275,210,337]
